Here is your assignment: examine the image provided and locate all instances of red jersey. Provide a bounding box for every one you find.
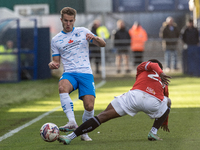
[131,61,168,101]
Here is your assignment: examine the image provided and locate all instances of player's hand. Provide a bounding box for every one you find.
[48,62,60,69]
[161,125,170,132]
[86,33,95,41]
[160,73,171,85]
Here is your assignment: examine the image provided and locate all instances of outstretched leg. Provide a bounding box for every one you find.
[75,103,121,136]
[58,103,121,145]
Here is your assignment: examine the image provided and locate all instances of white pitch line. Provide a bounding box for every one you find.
[0,106,60,142]
[95,80,106,89]
[0,80,106,142]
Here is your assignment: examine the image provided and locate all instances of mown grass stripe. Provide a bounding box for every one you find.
[0,80,106,142]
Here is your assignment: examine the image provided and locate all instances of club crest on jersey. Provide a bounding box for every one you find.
[75,32,80,37]
[68,39,73,43]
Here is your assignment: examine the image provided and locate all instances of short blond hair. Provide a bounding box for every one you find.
[60,7,77,18]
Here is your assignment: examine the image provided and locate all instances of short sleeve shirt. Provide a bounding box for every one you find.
[131,61,166,101]
[51,27,94,74]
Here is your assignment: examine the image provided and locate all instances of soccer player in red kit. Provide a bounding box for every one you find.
[58,59,172,145]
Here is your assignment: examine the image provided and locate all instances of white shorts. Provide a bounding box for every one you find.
[111,90,168,119]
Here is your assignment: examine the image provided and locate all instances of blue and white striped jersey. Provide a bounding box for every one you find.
[51,27,94,74]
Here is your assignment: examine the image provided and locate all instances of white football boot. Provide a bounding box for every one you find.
[81,133,92,141]
[59,121,78,132]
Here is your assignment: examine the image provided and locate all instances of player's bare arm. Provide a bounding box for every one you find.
[160,72,171,85]
[86,33,106,47]
[48,56,60,69]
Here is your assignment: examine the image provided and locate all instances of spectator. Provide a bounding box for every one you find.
[89,20,101,74]
[113,19,131,73]
[96,20,110,40]
[5,40,16,52]
[181,19,199,47]
[89,20,110,74]
[181,19,199,75]
[129,21,148,67]
[5,40,17,63]
[0,40,17,80]
[159,16,180,72]
[0,40,17,64]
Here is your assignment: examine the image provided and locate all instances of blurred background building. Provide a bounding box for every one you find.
[0,0,199,82]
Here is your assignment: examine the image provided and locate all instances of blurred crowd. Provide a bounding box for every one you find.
[89,16,199,74]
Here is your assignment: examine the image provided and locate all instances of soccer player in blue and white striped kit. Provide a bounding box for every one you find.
[48,7,106,141]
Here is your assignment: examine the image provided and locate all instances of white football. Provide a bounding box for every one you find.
[40,123,59,142]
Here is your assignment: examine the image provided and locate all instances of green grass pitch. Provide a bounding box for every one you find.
[0,75,200,150]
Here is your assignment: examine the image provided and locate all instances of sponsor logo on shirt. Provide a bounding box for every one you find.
[68,39,74,43]
[146,87,156,95]
[63,40,81,50]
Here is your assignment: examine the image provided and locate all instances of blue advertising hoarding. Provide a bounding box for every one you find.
[113,0,146,12]
[176,0,189,10]
[113,0,189,12]
[147,0,175,11]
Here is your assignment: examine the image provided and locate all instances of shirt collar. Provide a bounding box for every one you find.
[61,27,75,34]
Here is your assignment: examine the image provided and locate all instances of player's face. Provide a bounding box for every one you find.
[61,14,76,33]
